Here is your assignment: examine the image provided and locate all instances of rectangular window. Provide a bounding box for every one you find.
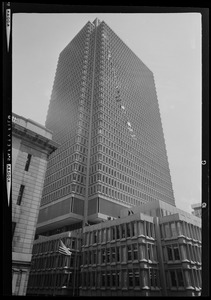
[167,246,173,261]
[154,269,158,287]
[112,272,116,287]
[153,245,157,261]
[122,270,127,288]
[177,270,184,287]
[133,244,138,260]
[134,269,140,287]
[111,227,115,240]
[121,224,126,238]
[116,226,120,239]
[102,228,106,243]
[106,248,110,263]
[17,185,25,205]
[92,271,96,287]
[127,245,132,261]
[111,247,116,262]
[170,271,177,287]
[173,246,180,261]
[160,224,165,239]
[12,222,16,238]
[149,269,153,287]
[117,271,121,287]
[93,250,97,264]
[122,246,126,262]
[126,223,131,237]
[102,248,106,263]
[93,231,97,243]
[107,271,111,288]
[128,270,133,287]
[87,271,90,287]
[116,246,120,262]
[146,222,151,237]
[25,153,32,171]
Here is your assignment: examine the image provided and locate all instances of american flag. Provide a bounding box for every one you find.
[58,239,72,256]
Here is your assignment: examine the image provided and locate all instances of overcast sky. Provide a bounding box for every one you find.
[12,13,202,213]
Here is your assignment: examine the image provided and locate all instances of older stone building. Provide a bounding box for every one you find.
[80,200,201,297]
[27,200,201,297]
[12,113,58,295]
[26,231,81,296]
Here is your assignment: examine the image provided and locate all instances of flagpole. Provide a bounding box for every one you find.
[73,249,77,296]
[58,239,80,296]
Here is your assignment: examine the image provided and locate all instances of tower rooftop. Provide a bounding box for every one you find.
[93,18,101,26]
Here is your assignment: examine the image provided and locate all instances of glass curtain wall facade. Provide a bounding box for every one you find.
[37,19,175,235]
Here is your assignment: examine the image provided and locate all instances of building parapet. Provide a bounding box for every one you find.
[12,112,59,155]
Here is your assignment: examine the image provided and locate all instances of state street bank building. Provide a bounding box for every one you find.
[36,18,176,236]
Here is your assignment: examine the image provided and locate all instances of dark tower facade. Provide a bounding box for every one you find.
[36,19,175,235]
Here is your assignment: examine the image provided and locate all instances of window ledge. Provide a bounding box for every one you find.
[185,286,195,290]
[181,259,190,263]
[142,286,150,290]
[146,236,155,241]
[110,240,116,243]
[140,259,148,262]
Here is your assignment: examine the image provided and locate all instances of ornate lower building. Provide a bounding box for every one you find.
[26,231,81,296]
[27,200,201,297]
[80,212,160,297]
[12,113,58,295]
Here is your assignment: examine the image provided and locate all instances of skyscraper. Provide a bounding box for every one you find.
[36,19,175,235]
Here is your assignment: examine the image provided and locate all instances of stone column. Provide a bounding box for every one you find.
[12,269,19,295]
[18,269,27,295]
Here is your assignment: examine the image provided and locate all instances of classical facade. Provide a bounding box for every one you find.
[36,18,175,237]
[80,200,201,297]
[27,200,201,297]
[26,231,81,296]
[12,113,58,295]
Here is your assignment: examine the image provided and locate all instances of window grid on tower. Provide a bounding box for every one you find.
[40,19,175,218]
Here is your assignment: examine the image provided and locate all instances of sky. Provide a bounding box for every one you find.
[12,12,202,213]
